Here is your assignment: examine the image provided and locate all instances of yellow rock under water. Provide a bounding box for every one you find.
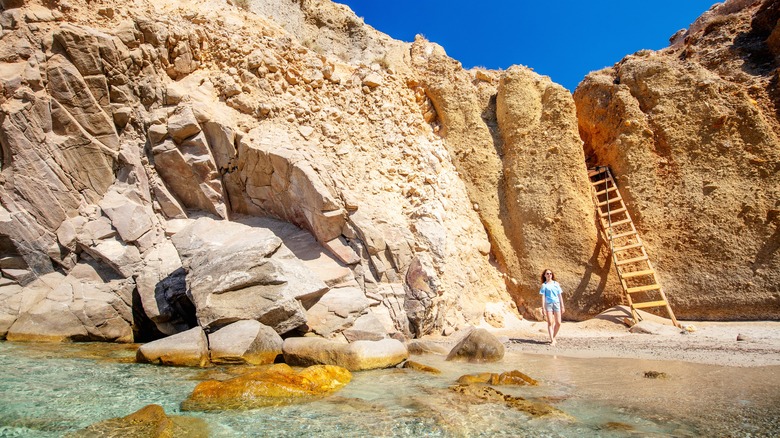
[181,363,352,411]
[66,404,208,438]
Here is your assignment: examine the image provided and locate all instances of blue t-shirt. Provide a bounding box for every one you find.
[539,281,563,303]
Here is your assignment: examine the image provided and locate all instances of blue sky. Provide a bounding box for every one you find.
[335,1,717,91]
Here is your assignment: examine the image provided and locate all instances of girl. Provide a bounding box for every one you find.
[540,269,565,345]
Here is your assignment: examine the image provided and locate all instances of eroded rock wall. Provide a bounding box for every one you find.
[575,0,780,319]
[0,0,522,342]
[0,0,776,345]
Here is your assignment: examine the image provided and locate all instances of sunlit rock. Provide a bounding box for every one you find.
[136,326,209,367]
[401,360,441,374]
[208,319,283,365]
[171,217,327,332]
[283,337,408,371]
[7,262,134,343]
[181,363,351,411]
[445,328,504,363]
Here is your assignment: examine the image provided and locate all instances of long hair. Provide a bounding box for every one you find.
[540,269,556,284]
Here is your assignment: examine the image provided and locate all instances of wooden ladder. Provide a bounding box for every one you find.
[588,166,680,328]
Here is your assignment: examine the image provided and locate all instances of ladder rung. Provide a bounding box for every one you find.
[591,179,613,187]
[610,231,637,240]
[608,218,632,227]
[616,255,648,266]
[600,207,626,217]
[632,300,669,309]
[614,242,643,252]
[588,168,608,177]
[595,186,618,196]
[597,198,622,207]
[622,269,655,279]
[626,284,661,293]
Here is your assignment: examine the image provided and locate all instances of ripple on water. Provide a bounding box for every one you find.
[1,343,779,437]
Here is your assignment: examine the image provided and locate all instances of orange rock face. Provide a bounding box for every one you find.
[574,1,780,319]
[181,363,352,411]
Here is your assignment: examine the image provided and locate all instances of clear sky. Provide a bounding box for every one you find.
[335,1,718,91]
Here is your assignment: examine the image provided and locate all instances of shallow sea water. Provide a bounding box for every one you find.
[0,341,778,437]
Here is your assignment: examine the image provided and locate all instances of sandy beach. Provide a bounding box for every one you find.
[490,306,780,368]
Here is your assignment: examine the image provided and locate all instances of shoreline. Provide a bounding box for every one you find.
[485,307,780,368]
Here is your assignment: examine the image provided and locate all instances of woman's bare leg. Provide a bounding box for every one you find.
[546,310,556,344]
[553,311,562,340]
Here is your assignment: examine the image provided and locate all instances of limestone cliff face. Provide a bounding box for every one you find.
[575,0,780,319]
[0,0,777,344]
[0,0,520,342]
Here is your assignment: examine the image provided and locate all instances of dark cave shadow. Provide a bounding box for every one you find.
[134,267,197,342]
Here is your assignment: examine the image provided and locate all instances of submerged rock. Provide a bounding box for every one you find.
[181,363,351,411]
[401,360,441,374]
[456,370,538,386]
[66,404,208,437]
[450,384,572,420]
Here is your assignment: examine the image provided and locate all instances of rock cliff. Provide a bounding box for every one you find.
[0,0,777,344]
[574,0,779,319]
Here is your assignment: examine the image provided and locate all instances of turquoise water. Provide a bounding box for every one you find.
[1,341,779,437]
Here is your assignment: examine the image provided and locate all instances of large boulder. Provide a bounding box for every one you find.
[208,319,283,365]
[6,262,134,342]
[446,328,505,363]
[170,217,328,332]
[136,326,209,367]
[304,286,372,337]
[181,363,351,411]
[282,337,408,371]
[0,282,23,339]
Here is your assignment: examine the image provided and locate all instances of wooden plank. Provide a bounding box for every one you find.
[610,230,637,240]
[614,242,643,252]
[588,168,608,177]
[626,284,662,293]
[632,300,669,309]
[595,186,618,196]
[616,255,649,266]
[600,207,626,216]
[597,198,623,207]
[609,218,633,227]
[621,269,655,279]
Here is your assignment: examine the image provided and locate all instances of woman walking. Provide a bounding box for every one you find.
[540,269,565,345]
